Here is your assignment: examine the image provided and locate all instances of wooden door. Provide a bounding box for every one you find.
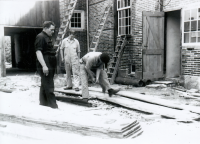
[142,11,164,80]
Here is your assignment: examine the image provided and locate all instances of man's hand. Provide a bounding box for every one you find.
[95,79,99,84]
[92,77,96,83]
[43,66,49,76]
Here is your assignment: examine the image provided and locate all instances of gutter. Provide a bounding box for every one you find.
[86,0,89,52]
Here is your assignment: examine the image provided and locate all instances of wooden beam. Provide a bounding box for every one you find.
[0,26,6,77]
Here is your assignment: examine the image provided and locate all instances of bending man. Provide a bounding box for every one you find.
[80,52,120,100]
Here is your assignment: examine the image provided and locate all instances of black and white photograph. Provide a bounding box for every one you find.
[0,0,200,143]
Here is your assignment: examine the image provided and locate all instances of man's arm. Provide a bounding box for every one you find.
[60,48,64,62]
[60,40,65,62]
[36,50,49,76]
[77,40,81,59]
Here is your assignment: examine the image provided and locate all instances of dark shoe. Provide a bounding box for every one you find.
[102,88,106,93]
[64,87,72,90]
[75,87,79,91]
[108,88,120,97]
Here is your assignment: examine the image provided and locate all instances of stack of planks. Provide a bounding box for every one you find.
[0,112,142,139]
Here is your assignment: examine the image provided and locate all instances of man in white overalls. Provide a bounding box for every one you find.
[60,30,80,91]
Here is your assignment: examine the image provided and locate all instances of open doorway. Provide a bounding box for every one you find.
[165,10,181,78]
[4,27,42,76]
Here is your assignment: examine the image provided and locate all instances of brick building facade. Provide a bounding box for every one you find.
[58,0,200,89]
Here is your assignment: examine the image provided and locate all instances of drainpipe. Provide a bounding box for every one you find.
[160,0,163,12]
[86,0,89,53]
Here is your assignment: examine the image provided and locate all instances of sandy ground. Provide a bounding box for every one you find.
[0,73,200,144]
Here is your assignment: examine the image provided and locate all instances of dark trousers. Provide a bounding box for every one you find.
[36,55,58,109]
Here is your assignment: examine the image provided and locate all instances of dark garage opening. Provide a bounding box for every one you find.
[4,27,42,76]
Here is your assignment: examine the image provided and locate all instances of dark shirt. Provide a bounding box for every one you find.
[35,31,56,55]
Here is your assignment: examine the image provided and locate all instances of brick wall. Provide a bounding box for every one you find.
[88,0,114,57]
[163,0,200,76]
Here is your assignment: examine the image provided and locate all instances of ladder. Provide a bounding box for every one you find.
[54,0,77,52]
[89,4,112,52]
[107,35,127,84]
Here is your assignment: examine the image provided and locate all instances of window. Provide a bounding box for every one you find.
[183,8,200,45]
[70,10,85,30]
[117,0,131,35]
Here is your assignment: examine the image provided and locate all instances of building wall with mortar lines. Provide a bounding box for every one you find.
[120,0,158,79]
[163,0,200,76]
[88,0,114,58]
[59,0,87,58]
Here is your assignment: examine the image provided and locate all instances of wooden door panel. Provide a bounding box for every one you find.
[142,11,164,80]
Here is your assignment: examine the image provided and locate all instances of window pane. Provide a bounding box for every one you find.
[128,17,131,25]
[118,0,120,9]
[191,21,197,31]
[122,27,125,35]
[198,8,200,19]
[78,13,81,17]
[126,26,128,34]
[78,18,81,23]
[71,18,74,22]
[198,20,200,31]
[191,32,197,43]
[184,22,190,32]
[122,18,125,26]
[198,32,200,42]
[75,23,78,27]
[128,26,131,34]
[119,19,121,26]
[75,13,77,17]
[75,18,77,22]
[78,23,81,28]
[119,11,121,18]
[71,23,75,27]
[126,9,129,17]
[191,9,197,20]
[122,10,125,18]
[128,0,130,6]
[126,18,129,25]
[184,33,190,43]
[119,27,121,35]
[125,0,128,7]
[184,10,190,21]
[72,13,75,17]
[121,0,124,8]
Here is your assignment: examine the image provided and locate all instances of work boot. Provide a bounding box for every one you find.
[64,87,72,90]
[75,87,79,91]
[102,87,106,93]
[108,88,120,97]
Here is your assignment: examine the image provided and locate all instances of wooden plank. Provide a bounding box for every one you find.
[143,11,164,17]
[89,87,200,115]
[0,28,6,77]
[89,91,199,121]
[143,49,163,55]
[0,112,138,138]
[36,1,43,26]
[90,92,200,121]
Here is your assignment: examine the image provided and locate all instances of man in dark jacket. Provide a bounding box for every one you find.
[35,21,58,109]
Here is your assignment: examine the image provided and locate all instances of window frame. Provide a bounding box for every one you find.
[69,10,85,31]
[182,6,200,46]
[117,0,131,36]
